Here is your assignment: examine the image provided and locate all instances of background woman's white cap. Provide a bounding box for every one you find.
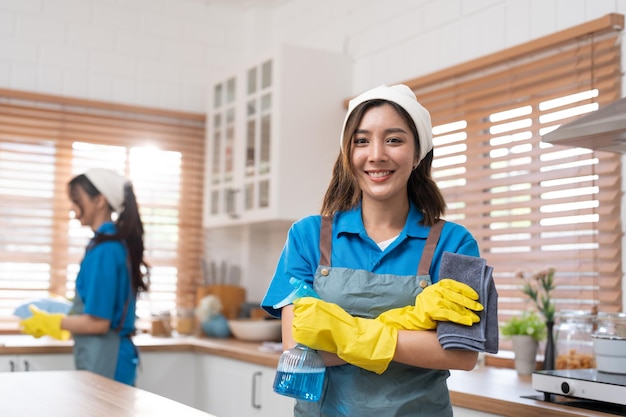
[84,168,127,212]
[340,84,433,162]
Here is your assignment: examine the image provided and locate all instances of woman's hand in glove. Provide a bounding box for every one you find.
[292,297,397,374]
[19,305,70,341]
[376,279,483,330]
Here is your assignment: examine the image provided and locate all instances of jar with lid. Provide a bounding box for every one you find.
[594,312,626,339]
[554,310,596,369]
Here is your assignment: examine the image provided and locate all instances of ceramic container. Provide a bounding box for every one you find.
[228,318,281,342]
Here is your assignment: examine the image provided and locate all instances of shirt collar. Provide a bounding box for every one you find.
[95,221,116,235]
[334,202,431,239]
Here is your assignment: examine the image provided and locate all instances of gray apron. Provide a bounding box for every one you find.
[70,292,126,380]
[69,239,134,381]
[295,217,452,417]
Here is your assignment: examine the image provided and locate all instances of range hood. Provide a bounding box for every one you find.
[541,97,626,153]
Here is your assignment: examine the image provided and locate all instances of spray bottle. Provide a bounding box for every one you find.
[272,277,325,401]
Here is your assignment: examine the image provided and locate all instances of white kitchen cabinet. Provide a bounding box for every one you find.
[0,353,74,372]
[135,351,197,408]
[196,354,294,417]
[452,406,505,416]
[203,44,351,227]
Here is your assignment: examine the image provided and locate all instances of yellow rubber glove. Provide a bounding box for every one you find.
[292,297,397,374]
[19,305,70,341]
[377,279,483,331]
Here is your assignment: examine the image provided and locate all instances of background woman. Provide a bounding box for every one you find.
[20,168,149,386]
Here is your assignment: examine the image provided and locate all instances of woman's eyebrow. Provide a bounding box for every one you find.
[354,127,409,135]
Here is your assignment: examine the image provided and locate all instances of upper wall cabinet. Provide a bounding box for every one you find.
[203,44,351,227]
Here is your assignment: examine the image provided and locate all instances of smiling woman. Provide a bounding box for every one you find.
[0,89,206,323]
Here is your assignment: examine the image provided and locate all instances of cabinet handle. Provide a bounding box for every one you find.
[9,359,15,372]
[23,360,30,372]
[251,371,262,409]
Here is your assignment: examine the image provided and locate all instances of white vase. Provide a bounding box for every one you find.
[511,335,538,375]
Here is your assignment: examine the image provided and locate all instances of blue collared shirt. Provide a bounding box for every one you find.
[261,203,479,317]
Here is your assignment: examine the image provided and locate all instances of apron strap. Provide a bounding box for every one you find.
[417,220,446,276]
[319,215,333,266]
[319,215,446,276]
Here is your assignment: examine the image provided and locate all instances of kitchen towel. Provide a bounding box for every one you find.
[436,252,499,354]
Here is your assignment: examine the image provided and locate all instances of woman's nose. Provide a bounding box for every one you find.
[368,139,387,161]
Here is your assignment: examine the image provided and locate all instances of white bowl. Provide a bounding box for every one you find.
[592,335,626,374]
[228,318,282,342]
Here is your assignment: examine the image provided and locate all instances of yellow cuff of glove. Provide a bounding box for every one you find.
[376,279,484,331]
[20,305,70,341]
[292,297,397,374]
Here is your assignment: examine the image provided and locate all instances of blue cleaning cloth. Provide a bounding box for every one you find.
[436,252,499,354]
[13,296,72,319]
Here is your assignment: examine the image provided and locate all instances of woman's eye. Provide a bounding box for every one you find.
[386,137,403,144]
[353,137,368,145]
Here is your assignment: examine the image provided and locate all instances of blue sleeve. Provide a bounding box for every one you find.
[80,241,127,321]
[260,216,322,317]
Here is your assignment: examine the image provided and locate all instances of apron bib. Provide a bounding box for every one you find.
[70,292,122,380]
[295,217,453,417]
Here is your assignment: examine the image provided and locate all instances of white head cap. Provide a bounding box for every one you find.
[84,168,127,212]
[340,84,433,162]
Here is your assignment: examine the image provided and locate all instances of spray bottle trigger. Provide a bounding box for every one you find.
[272,277,320,309]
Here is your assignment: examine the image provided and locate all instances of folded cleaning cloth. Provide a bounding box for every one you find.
[13,296,72,319]
[436,252,499,354]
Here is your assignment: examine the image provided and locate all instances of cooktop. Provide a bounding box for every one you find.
[532,369,626,406]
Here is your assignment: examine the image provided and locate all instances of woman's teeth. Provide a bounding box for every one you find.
[368,171,391,178]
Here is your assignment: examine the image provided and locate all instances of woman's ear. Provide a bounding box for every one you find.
[95,194,110,210]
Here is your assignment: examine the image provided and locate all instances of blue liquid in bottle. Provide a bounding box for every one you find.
[272,279,326,402]
[273,367,325,402]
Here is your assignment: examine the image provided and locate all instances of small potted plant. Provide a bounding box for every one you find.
[501,311,546,375]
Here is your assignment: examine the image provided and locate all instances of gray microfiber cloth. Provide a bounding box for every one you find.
[436,252,499,354]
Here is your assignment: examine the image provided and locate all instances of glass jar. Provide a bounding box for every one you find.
[554,310,596,369]
[594,312,626,339]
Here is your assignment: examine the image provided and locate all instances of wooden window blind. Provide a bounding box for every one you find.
[0,89,205,323]
[403,14,624,335]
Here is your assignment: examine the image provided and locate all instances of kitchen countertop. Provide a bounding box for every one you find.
[0,370,215,417]
[0,334,620,417]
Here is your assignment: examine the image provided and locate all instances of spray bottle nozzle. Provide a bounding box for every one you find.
[272,277,320,309]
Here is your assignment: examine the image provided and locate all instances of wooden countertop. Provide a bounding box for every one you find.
[1,335,621,416]
[0,370,214,417]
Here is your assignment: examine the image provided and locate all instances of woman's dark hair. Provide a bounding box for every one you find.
[68,174,150,294]
[320,99,446,226]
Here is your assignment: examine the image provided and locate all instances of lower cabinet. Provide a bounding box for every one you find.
[135,351,197,408]
[196,355,294,417]
[452,406,505,417]
[0,353,74,372]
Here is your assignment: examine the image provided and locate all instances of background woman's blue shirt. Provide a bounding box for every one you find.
[75,222,135,335]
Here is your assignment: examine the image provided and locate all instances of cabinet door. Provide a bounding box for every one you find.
[0,355,19,372]
[0,354,74,372]
[196,355,293,417]
[205,76,240,225]
[135,351,197,408]
[256,364,295,417]
[452,406,505,417]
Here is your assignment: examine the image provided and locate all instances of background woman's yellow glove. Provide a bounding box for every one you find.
[19,305,70,341]
[292,297,397,374]
[376,279,483,330]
